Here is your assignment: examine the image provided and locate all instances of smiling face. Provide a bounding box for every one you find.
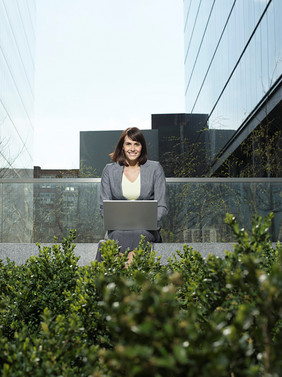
[123,135,142,165]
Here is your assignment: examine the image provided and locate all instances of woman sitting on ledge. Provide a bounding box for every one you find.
[97,127,168,264]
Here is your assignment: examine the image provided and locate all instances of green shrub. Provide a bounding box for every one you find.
[0,230,80,338]
[94,213,281,377]
[0,309,98,377]
[0,213,281,376]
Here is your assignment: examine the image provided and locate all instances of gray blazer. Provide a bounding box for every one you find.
[99,160,168,222]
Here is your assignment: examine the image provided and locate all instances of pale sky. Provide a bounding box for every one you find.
[34,0,185,169]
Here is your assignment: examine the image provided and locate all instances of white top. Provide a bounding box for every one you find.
[122,172,140,200]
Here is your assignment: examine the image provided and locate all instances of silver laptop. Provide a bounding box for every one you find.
[103,200,158,230]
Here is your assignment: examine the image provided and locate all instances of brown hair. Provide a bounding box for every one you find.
[110,127,148,166]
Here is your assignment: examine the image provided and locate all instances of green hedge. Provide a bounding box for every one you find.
[0,214,281,376]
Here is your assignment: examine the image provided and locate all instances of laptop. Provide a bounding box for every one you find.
[103,200,158,230]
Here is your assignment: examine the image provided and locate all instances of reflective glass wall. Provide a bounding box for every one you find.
[0,0,36,177]
[183,0,282,157]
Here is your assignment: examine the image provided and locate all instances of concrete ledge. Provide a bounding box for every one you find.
[153,243,234,264]
[0,243,98,266]
[0,242,238,266]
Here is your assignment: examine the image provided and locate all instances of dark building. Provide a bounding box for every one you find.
[79,117,236,178]
[208,129,237,163]
[152,113,211,177]
[80,129,159,177]
[34,166,80,178]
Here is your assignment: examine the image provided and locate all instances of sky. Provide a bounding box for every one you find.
[34,0,185,169]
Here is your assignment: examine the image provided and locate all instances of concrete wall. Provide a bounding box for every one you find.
[0,242,238,266]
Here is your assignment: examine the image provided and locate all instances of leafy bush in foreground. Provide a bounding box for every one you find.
[0,213,281,376]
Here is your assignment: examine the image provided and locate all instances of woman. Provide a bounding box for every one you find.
[98,127,168,263]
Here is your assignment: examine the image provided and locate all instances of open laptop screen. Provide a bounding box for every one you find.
[103,200,158,230]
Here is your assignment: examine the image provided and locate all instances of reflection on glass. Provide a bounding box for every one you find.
[1,183,33,242]
[0,1,35,177]
[161,181,282,242]
[33,182,104,243]
[184,0,282,158]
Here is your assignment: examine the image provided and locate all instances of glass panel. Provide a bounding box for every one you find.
[33,182,104,243]
[0,180,281,243]
[184,0,282,159]
[1,183,33,242]
[161,181,282,242]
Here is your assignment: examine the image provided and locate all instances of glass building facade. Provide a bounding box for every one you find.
[183,0,282,174]
[0,0,36,178]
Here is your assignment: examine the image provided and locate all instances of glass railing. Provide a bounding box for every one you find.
[0,178,281,243]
